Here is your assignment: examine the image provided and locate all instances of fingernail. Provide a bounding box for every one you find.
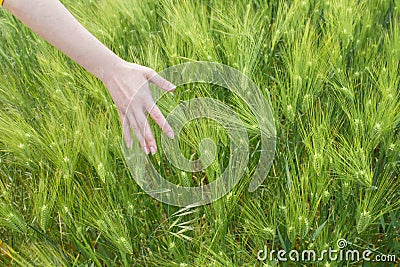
[170,85,177,91]
[167,131,174,139]
[150,146,157,155]
[144,146,150,155]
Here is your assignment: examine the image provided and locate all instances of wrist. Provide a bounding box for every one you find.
[95,57,127,84]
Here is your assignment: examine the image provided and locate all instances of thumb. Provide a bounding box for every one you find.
[145,69,176,92]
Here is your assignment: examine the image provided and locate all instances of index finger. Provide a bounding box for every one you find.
[145,101,174,139]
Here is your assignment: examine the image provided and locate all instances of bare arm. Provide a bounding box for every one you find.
[3,0,175,154]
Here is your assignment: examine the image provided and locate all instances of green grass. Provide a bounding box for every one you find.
[0,0,399,266]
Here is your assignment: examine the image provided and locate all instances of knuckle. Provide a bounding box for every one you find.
[145,68,156,78]
[138,122,147,132]
[146,139,155,148]
[146,101,156,111]
[143,127,154,139]
[161,80,170,88]
[152,111,163,122]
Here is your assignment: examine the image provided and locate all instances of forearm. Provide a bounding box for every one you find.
[3,0,176,153]
[3,0,123,82]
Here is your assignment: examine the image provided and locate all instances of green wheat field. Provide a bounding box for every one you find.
[0,0,399,266]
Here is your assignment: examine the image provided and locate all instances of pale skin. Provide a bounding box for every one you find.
[3,0,176,155]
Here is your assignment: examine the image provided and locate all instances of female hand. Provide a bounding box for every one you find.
[103,61,176,155]
[3,0,175,154]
